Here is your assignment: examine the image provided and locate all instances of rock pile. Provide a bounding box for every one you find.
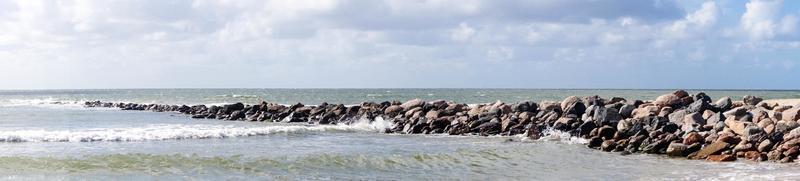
[84,90,800,163]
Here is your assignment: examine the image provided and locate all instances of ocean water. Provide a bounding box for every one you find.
[1,89,800,180]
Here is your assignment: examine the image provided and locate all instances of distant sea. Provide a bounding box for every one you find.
[1,89,799,180]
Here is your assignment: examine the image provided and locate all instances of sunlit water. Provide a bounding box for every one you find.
[1,89,799,180]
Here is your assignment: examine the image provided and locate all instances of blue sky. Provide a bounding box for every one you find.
[0,0,798,89]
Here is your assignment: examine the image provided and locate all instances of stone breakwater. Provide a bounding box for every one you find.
[84,90,800,163]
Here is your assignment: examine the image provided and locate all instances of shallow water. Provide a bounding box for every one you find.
[1,89,799,180]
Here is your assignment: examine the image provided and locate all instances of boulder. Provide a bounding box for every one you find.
[689,142,730,159]
[693,92,712,103]
[401,99,425,111]
[618,104,636,118]
[682,113,705,132]
[782,107,800,122]
[715,97,733,110]
[673,90,690,98]
[384,105,403,116]
[743,95,763,106]
[654,94,682,108]
[598,126,616,140]
[706,154,736,162]
[683,132,703,145]
[742,126,765,142]
[758,139,774,152]
[725,117,750,136]
[560,96,586,116]
[706,112,725,126]
[600,140,617,152]
[668,110,688,126]
[686,100,711,113]
[666,143,688,157]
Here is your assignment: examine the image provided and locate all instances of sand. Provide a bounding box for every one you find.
[763,99,800,106]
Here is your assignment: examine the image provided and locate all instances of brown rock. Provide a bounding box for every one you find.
[401,99,424,111]
[384,105,403,116]
[654,94,681,108]
[683,132,704,145]
[782,107,800,122]
[724,117,749,136]
[690,142,730,159]
[673,90,690,98]
[758,139,774,152]
[601,140,617,152]
[424,110,440,120]
[706,154,736,162]
[744,151,765,161]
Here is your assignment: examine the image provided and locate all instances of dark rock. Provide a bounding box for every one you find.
[601,140,617,152]
[743,95,763,106]
[693,92,712,103]
[588,136,603,148]
[714,97,733,111]
[598,126,616,140]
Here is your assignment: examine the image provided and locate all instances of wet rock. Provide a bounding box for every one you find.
[744,151,766,161]
[228,110,246,120]
[706,154,736,162]
[594,107,621,126]
[601,140,617,152]
[683,132,704,145]
[561,96,586,117]
[666,143,688,157]
[689,142,730,159]
[588,136,603,148]
[598,126,616,140]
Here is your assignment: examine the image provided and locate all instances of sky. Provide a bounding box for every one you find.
[0,0,798,89]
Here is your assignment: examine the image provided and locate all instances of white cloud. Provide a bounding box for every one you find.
[667,1,718,38]
[779,15,798,35]
[740,0,797,40]
[451,22,476,42]
[0,0,797,89]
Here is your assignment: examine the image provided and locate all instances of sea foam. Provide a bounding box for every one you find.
[0,118,393,142]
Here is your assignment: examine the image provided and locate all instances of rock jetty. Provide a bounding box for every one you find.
[84,90,800,163]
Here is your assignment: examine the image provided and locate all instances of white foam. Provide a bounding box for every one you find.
[0,118,394,142]
[531,127,588,144]
[0,98,86,109]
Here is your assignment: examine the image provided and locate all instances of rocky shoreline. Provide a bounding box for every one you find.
[84,90,800,163]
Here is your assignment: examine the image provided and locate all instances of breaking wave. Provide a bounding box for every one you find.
[0,118,393,143]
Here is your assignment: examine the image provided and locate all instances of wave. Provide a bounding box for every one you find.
[0,118,393,143]
[0,98,87,109]
[216,94,259,98]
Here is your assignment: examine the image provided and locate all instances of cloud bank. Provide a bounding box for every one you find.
[0,0,798,89]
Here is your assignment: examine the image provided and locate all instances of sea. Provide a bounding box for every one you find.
[1,89,799,180]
